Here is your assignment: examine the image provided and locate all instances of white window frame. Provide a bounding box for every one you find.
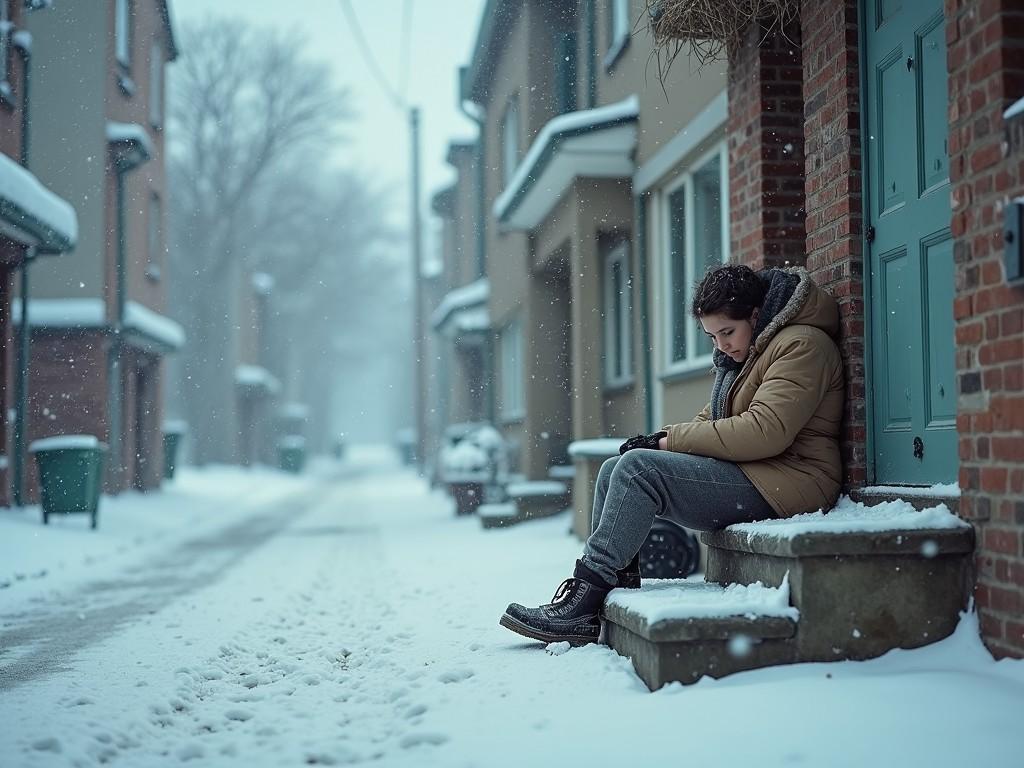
[146,193,162,281]
[501,96,520,188]
[604,0,630,69]
[115,0,131,69]
[500,316,525,422]
[149,42,163,128]
[603,239,633,388]
[0,1,12,104]
[660,141,729,376]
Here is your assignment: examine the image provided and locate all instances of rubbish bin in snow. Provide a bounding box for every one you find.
[30,435,108,529]
[278,436,306,473]
[162,420,187,480]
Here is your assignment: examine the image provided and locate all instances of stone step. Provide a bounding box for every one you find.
[602,579,798,689]
[702,521,974,663]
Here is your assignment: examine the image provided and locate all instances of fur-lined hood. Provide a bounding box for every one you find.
[752,267,840,355]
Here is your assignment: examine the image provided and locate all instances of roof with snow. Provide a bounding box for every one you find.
[0,153,78,254]
[12,298,185,352]
[431,278,490,333]
[494,96,640,230]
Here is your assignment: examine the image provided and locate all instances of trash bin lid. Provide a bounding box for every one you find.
[29,435,104,453]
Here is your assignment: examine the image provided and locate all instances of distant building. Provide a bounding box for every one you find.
[16,0,181,498]
[0,0,78,507]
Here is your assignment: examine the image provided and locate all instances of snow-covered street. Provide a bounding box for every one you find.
[2,447,1023,767]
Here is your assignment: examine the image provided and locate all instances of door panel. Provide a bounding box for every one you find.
[922,232,955,427]
[864,0,956,484]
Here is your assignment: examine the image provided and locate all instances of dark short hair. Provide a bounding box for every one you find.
[690,264,766,320]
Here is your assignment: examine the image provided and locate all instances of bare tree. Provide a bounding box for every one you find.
[167,19,352,464]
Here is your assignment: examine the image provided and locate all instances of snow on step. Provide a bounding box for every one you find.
[727,494,970,540]
[606,575,799,625]
[506,481,566,497]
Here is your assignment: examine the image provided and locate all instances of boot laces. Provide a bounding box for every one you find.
[551,578,580,603]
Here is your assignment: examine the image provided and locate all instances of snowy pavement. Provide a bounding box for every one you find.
[1,447,1023,767]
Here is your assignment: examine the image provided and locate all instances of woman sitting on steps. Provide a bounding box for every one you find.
[500,263,845,646]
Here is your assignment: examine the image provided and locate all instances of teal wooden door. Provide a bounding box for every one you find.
[863,0,956,484]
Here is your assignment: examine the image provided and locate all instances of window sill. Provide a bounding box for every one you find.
[659,363,714,385]
[603,34,630,73]
[499,412,525,427]
[603,376,635,395]
[0,80,14,108]
[117,71,136,97]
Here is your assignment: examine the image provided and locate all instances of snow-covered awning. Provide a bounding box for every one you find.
[0,152,77,253]
[107,122,153,171]
[431,278,491,336]
[235,365,282,395]
[494,95,640,231]
[251,272,275,296]
[123,301,185,350]
[12,298,185,352]
[1004,95,1024,121]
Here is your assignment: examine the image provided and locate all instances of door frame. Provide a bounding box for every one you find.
[857,0,878,485]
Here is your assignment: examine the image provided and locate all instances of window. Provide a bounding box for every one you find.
[603,239,632,387]
[146,194,162,281]
[149,43,163,127]
[554,31,577,114]
[0,1,12,104]
[663,144,728,371]
[500,317,524,420]
[604,0,630,69]
[501,97,520,188]
[115,0,132,69]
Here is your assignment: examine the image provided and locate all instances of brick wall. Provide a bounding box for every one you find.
[727,20,807,271]
[22,330,111,503]
[947,0,1024,659]
[800,0,867,491]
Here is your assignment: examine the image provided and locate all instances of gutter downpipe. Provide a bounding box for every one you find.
[635,191,654,433]
[458,66,494,424]
[12,32,33,506]
[108,143,149,492]
[586,0,597,109]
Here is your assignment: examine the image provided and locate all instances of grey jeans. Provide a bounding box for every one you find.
[580,449,775,586]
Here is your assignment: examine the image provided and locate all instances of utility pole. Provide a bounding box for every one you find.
[410,106,425,469]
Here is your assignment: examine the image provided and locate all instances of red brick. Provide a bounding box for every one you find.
[989,584,1023,613]
[984,526,1019,555]
[981,466,1009,494]
[991,437,1024,462]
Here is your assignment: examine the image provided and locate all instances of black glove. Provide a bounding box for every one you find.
[618,431,667,455]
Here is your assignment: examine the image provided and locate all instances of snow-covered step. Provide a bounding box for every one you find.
[478,502,518,530]
[703,496,975,663]
[506,480,570,523]
[603,578,799,689]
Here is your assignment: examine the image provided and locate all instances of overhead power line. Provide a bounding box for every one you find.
[338,0,405,111]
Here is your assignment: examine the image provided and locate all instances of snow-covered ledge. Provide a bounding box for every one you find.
[431,278,490,332]
[568,438,625,460]
[106,122,154,164]
[11,298,185,351]
[0,152,78,253]
[235,365,282,395]
[494,95,640,231]
[124,302,185,350]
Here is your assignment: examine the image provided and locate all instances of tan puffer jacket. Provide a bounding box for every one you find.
[663,268,844,518]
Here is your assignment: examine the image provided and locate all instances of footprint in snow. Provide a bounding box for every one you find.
[177,743,204,762]
[438,669,474,684]
[31,737,61,753]
[225,709,255,722]
[399,732,448,749]
[403,704,427,719]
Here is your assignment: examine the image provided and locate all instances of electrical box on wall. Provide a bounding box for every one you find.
[1007,199,1024,283]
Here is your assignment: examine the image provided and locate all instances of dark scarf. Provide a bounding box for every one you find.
[709,269,801,420]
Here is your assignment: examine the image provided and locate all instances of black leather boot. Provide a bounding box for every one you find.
[616,553,641,589]
[500,560,613,645]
